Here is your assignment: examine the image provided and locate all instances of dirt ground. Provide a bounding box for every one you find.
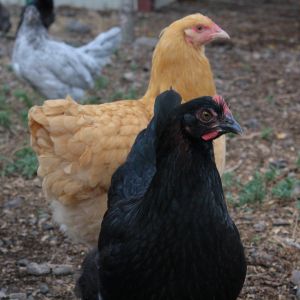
[0,1,299,299]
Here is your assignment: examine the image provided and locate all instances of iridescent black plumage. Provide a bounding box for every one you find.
[18,0,55,32]
[78,90,246,300]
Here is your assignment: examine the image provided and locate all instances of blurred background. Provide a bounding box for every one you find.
[0,0,299,299]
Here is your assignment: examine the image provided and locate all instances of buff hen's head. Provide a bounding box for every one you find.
[160,13,229,48]
[146,14,230,102]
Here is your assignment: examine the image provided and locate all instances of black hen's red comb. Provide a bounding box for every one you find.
[213,95,231,115]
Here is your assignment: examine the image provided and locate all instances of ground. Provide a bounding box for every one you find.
[0,1,299,299]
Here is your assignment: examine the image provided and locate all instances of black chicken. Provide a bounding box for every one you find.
[0,3,11,34]
[17,0,55,32]
[77,90,247,300]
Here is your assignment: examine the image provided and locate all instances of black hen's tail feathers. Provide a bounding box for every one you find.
[75,249,101,300]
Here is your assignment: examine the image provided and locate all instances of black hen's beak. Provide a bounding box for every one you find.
[219,113,242,135]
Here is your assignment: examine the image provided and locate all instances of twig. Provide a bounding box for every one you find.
[225,159,244,173]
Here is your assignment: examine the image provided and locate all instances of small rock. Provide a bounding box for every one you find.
[257,143,271,156]
[52,264,73,275]
[134,37,158,49]
[249,251,273,267]
[272,219,290,226]
[123,72,135,82]
[9,293,27,300]
[244,118,260,129]
[269,159,288,169]
[27,262,51,276]
[17,259,29,267]
[292,270,300,285]
[4,196,23,209]
[252,52,261,60]
[253,221,266,232]
[65,20,91,34]
[42,223,54,231]
[39,283,49,295]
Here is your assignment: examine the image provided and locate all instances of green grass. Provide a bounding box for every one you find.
[222,172,236,189]
[239,172,266,205]
[265,95,274,104]
[261,127,273,141]
[1,147,38,179]
[14,89,33,108]
[272,177,296,200]
[111,88,138,101]
[264,166,280,182]
[130,62,138,71]
[0,110,11,128]
[95,76,109,90]
[82,96,101,105]
[20,109,29,126]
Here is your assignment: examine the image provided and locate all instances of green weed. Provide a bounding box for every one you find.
[95,76,109,90]
[266,95,274,104]
[82,96,100,105]
[272,177,296,200]
[239,172,266,205]
[14,89,33,108]
[0,110,11,128]
[264,166,280,182]
[111,91,125,101]
[2,147,38,179]
[222,172,235,189]
[261,127,273,141]
[124,88,137,99]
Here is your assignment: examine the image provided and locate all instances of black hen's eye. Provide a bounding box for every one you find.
[200,110,213,122]
[196,25,203,31]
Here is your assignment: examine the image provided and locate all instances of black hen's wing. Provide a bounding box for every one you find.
[99,90,182,246]
[108,89,182,206]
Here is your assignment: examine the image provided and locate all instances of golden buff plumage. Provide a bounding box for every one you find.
[29,13,230,246]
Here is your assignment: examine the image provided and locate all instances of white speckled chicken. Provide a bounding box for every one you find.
[12,5,121,101]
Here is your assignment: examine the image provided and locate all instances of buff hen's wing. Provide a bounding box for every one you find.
[29,97,150,209]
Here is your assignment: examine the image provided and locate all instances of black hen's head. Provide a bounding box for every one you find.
[177,95,242,142]
[156,92,242,148]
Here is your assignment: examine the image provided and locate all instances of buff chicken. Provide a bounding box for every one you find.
[29,13,230,246]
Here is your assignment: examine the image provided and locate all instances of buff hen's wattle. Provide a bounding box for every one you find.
[29,13,230,246]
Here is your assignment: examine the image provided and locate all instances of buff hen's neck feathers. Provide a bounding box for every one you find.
[143,13,216,109]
